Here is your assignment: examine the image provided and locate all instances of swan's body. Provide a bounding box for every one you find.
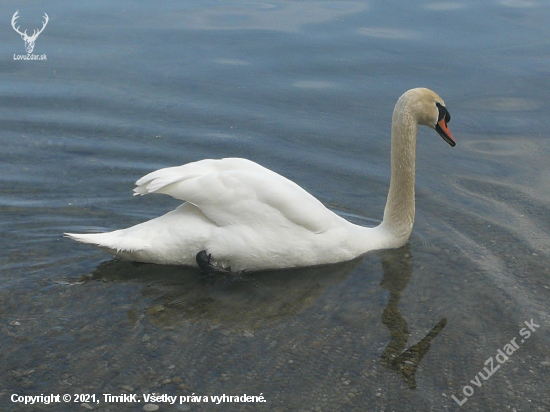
[65,88,455,272]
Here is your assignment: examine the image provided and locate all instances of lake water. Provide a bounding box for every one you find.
[1,0,550,411]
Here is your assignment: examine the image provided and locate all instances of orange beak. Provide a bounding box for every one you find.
[436,117,456,147]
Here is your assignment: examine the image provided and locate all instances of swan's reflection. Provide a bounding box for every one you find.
[378,245,447,389]
[82,257,362,329]
[83,245,446,389]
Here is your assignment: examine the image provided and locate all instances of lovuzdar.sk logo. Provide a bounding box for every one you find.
[11,10,48,60]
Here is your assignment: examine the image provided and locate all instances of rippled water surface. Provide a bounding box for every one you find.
[1,1,550,411]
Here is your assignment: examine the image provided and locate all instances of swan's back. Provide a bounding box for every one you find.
[134,158,342,233]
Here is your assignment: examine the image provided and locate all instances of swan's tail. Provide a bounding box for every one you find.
[64,229,197,266]
[64,231,138,255]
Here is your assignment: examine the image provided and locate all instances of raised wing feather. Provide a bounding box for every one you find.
[134,158,339,233]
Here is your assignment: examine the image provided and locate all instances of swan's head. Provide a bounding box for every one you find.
[400,88,456,147]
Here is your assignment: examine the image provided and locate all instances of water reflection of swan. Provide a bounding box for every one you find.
[66,88,455,272]
[81,244,447,388]
[378,245,447,389]
[83,257,362,329]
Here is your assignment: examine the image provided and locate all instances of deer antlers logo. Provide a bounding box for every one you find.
[11,11,49,54]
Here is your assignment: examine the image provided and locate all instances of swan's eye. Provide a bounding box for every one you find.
[436,103,450,124]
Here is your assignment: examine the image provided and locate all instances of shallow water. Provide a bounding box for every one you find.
[1,1,550,411]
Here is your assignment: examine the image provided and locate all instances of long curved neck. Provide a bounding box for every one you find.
[380,101,417,245]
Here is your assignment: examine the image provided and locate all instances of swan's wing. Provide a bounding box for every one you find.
[134,158,338,233]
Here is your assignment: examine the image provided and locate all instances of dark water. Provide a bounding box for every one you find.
[1,1,550,411]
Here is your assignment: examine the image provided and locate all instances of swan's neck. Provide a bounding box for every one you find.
[380,103,417,245]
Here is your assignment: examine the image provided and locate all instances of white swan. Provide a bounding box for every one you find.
[65,88,455,272]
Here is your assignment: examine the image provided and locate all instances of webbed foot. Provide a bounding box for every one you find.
[196,250,233,276]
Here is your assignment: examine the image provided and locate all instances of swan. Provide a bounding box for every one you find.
[65,88,455,272]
